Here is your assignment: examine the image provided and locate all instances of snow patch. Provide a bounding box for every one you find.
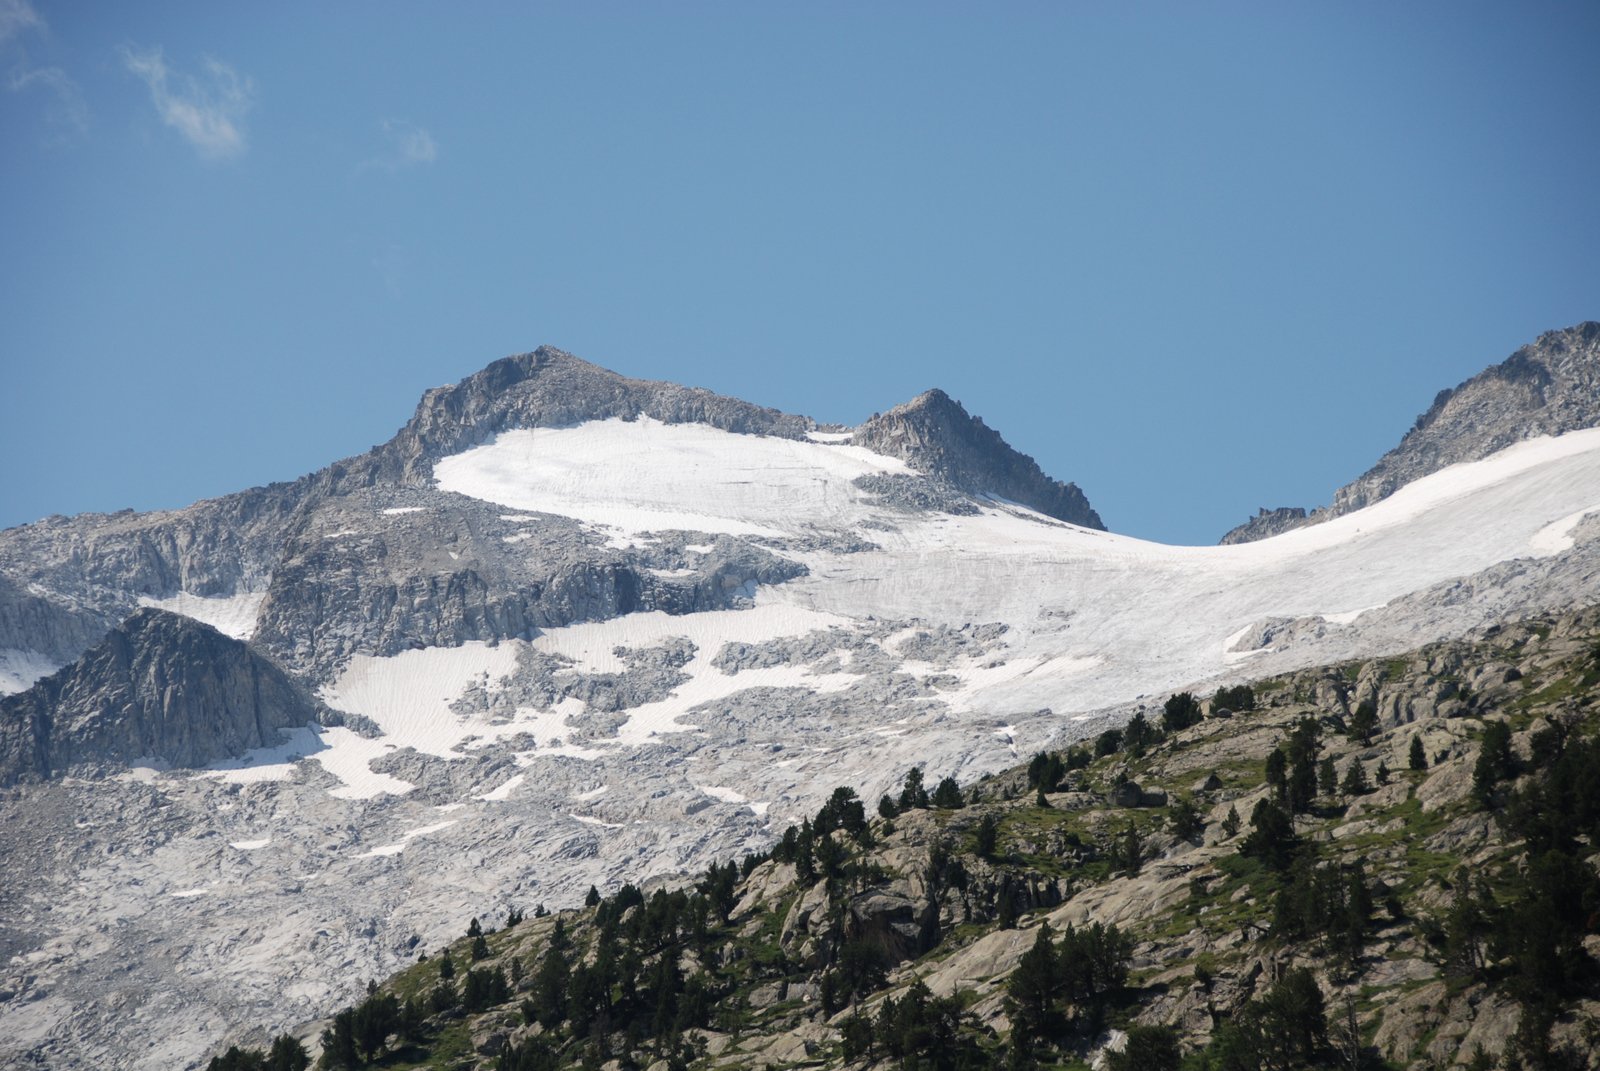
[1530,504,1600,555]
[476,774,525,802]
[137,591,266,640]
[229,838,270,851]
[0,648,60,695]
[381,506,427,516]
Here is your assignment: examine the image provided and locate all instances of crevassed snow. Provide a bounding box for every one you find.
[230,422,1600,804]
[806,427,1600,715]
[433,417,907,540]
[136,592,266,641]
[0,648,59,695]
[321,643,524,759]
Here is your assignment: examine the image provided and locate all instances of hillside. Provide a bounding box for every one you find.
[210,605,1600,1071]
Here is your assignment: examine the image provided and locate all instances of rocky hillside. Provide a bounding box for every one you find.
[851,389,1103,529]
[209,606,1600,1070]
[1222,321,1600,543]
[0,609,331,786]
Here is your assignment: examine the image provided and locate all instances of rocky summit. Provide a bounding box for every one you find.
[1,326,1599,1070]
[1221,321,1600,544]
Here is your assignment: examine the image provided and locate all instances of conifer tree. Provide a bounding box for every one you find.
[1342,759,1369,797]
[1410,734,1428,771]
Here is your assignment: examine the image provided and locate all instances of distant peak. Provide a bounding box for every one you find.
[853,390,1102,529]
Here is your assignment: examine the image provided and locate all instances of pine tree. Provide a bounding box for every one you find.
[1319,756,1338,797]
[1006,922,1058,1039]
[1348,701,1379,744]
[931,776,965,809]
[1120,822,1143,876]
[1409,734,1428,771]
[976,812,1000,860]
[1221,804,1241,839]
[1341,759,1369,797]
[899,767,930,810]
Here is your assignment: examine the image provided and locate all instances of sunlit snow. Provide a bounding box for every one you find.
[136,591,266,640]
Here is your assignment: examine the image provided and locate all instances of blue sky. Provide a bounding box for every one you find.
[2,2,1596,544]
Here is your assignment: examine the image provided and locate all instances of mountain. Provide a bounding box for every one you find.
[1,329,1598,1070]
[1221,321,1600,543]
[211,606,1600,1070]
[0,608,332,786]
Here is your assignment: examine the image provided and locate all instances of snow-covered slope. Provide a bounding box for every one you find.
[5,344,1600,1071]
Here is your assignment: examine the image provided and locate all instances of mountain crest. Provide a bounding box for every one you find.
[853,388,1104,529]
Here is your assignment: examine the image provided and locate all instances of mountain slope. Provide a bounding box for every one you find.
[1222,321,1600,543]
[1,331,1599,1071]
[213,605,1600,1070]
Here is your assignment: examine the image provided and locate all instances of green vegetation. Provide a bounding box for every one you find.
[204,615,1600,1071]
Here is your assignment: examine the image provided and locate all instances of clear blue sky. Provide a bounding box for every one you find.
[3,2,1596,544]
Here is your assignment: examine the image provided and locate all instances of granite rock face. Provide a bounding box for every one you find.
[0,609,326,785]
[1220,322,1600,543]
[852,389,1104,529]
[1217,506,1308,546]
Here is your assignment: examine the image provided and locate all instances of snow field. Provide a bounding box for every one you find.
[136,591,266,641]
[433,417,908,541]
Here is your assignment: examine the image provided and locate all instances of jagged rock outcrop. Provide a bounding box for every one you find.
[1218,506,1308,546]
[851,389,1103,528]
[1221,321,1600,543]
[0,609,326,785]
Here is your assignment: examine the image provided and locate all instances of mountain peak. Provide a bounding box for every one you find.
[0,608,327,785]
[853,388,1103,529]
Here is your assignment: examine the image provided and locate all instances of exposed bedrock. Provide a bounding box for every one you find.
[0,609,327,786]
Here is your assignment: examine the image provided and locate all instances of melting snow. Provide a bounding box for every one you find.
[136,592,266,641]
[0,648,60,695]
[229,838,270,851]
[1530,504,1600,555]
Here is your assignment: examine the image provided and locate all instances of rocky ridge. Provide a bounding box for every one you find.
[1222,321,1600,543]
[852,388,1103,529]
[0,609,330,786]
[0,348,1102,686]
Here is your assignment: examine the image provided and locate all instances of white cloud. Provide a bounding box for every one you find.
[383,119,437,165]
[361,119,437,173]
[0,0,42,45]
[122,45,253,160]
[10,63,86,131]
[2,0,87,135]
